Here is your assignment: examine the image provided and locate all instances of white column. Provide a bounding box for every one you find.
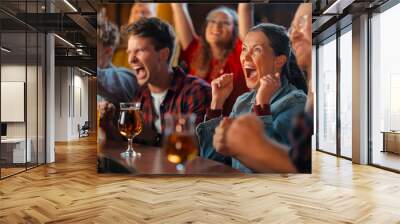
[46,33,55,163]
[45,0,56,163]
[352,14,369,164]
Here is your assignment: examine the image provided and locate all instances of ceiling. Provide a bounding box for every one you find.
[0,0,99,74]
[312,0,390,43]
[8,0,383,73]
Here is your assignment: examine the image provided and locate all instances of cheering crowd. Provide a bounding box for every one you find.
[98,3,313,173]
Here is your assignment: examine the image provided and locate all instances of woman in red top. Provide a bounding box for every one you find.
[171,3,253,115]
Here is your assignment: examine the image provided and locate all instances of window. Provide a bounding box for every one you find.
[339,28,352,158]
[371,2,400,171]
[317,36,337,154]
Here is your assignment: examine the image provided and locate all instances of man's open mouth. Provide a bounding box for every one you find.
[133,65,146,79]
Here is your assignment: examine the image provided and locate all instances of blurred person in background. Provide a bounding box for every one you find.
[97,11,138,104]
[97,11,139,142]
[127,3,157,24]
[112,3,182,69]
[214,3,312,173]
[112,3,157,69]
[171,3,253,116]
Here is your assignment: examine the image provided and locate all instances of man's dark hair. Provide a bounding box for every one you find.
[125,17,175,64]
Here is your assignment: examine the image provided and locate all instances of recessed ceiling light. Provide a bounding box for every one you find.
[77,67,93,76]
[63,0,78,12]
[322,0,354,15]
[54,34,75,48]
[1,47,11,53]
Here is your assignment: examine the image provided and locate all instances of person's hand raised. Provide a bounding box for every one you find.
[256,72,281,106]
[210,73,234,110]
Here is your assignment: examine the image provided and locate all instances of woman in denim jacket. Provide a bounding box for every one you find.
[196,23,307,173]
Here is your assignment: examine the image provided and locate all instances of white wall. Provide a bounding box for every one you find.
[1,65,26,146]
[1,65,29,138]
[1,64,45,164]
[54,67,89,141]
[72,73,89,138]
[55,66,69,141]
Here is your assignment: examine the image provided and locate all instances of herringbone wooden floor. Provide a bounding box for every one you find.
[0,135,399,224]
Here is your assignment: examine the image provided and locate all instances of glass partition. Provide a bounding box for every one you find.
[27,31,38,169]
[38,32,45,165]
[0,21,28,178]
[0,0,46,179]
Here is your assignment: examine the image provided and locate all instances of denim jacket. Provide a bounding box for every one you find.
[97,63,138,104]
[196,76,306,173]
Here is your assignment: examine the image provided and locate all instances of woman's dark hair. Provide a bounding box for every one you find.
[249,23,307,93]
[192,6,238,78]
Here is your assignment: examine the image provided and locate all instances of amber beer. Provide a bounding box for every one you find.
[163,113,197,170]
[165,133,197,164]
[119,102,142,158]
[118,108,143,137]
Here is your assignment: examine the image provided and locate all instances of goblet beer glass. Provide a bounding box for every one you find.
[118,102,143,158]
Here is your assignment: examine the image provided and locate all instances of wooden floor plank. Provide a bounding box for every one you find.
[0,135,399,223]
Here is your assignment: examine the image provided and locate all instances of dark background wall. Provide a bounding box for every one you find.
[104,3,300,33]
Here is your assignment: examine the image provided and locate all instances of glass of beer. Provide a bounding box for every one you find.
[118,102,143,158]
[163,113,198,172]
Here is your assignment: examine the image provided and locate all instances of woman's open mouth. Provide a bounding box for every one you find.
[245,67,257,79]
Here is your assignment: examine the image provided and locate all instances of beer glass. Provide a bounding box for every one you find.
[163,113,198,172]
[118,102,143,158]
